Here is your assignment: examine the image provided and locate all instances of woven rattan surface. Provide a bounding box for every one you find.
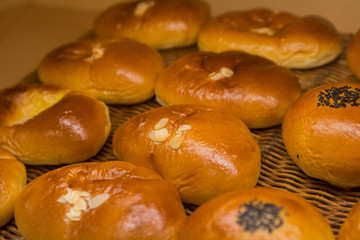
[1,34,359,239]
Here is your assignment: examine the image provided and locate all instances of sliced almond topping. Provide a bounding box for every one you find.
[154,118,169,130]
[149,130,157,142]
[73,199,88,212]
[80,191,91,198]
[64,189,82,204]
[209,72,224,81]
[220,67,234,78]
[178,124,191,131]
[134,0,155,16]
[66,209,81,221]
[57,196,67,203]
[169,133,183,150]
[154,128,170,142]
[251,27,275,36]
[85,45,105,62]
[88,194,111,209]
[58,188,91,222]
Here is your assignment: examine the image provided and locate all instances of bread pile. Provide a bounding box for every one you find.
[3,0,360,239]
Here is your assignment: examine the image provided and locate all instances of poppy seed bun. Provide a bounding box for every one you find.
[282,83,360,188]
[0,148,26,227]
[198,8,342,69]
[347,30,360,79]
[180,188,334,240]
[155,50,301,129]
[112,105,261,205]
[14,161,186,240]
[38,38,164,104]
[93,0,210,49]
[0,84,111,165]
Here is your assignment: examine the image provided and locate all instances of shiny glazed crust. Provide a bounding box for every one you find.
[198,8,342,69]
[282,83,360,188]
[155,50,302,129]
[93,0,210,49]
[347,30,360,79]
[180,188,335,240]
[338,199,360,240]
[38,38,164,104]
[14,161,186,240]
[0,84,111,165]
[0,148,26,227]
[112,104,261,205]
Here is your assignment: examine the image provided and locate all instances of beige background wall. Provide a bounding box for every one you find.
[0,0,359,89]
[23,0,360,32]
[1,0,359,32]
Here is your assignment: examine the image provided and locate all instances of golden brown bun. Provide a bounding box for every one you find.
[93,0,210,49]
[38,38,164,104]
[198,8,342,69]
[14,161,186,240]
[347,30,360,79]
[180,188,335,240]
[155,51,301,129]
[113,104,261,205]
[0,148,26,227]
[0,84,111,165]
[338,199,360,240]
[282,83,360,188]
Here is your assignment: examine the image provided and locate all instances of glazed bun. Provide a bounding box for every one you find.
[38,38,164,104]
[198,8,342,69]
[0,84,111,165]
[0,148,26,227]
[347,30,360,79]
[338,199,360,240]
[113,105,261,205]
[93,0,210,49]
[282,83,360,188]
[155,50,301,129]
[181,188,335,240]
[14,161,186,240]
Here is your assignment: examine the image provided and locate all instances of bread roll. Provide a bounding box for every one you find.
[113,104,261,205]
[14,161,186,240]
[338,199,360,240]
[0,84,111,165]
[38,38,164,104]
[198,8,342,69]
[155,50,302,129]
[0,148,26,227]
[282,83,360,188]
[93,0,210,49]
[180,188,335,240]
[347,30,360,79]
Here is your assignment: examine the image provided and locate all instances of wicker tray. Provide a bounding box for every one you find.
[1,34,359,239]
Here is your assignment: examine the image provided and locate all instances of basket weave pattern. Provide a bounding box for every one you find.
[1,34,359,239]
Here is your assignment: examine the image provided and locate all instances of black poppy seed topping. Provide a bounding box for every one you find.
[237,199,284,234]
[317,86,360,108]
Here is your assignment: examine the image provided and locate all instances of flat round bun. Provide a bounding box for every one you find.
[38,38,164,104]
[0,84,111,165]
[155,50,301,129]
[113,104,261,205]
[0,148,26,227]
[198,8,342,69]
[14,161,186,240]
[282,83,360,188]
[181,188,335,240]
[338,199,360,240]
[347,30,360,79]
[93,0,210,49]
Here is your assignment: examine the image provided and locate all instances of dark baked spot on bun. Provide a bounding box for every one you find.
[317,86,360,108]
[237,199,284,233]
